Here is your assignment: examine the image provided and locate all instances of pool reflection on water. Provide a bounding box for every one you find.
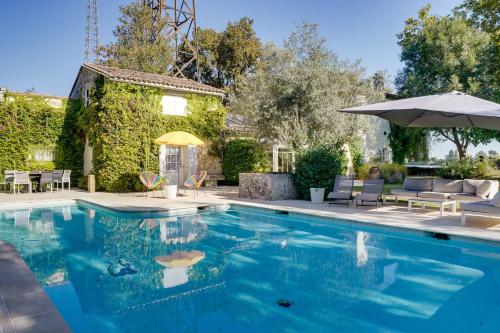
[0,203,499,333]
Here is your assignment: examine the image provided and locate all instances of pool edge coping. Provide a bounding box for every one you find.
[0,241,72,332]
[227,201,500,246]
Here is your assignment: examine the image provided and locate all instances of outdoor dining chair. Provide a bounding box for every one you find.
[52,170,63,190]
[13,172,32,194]
[0,170,15,192]
[39,171,54,192]
[54,170,71,190]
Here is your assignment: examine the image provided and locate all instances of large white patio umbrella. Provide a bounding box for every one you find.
[339,91,500,130]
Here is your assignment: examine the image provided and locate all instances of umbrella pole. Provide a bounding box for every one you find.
[177,145,181,195]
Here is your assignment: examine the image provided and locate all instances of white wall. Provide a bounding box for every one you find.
[362,118,391,162]
[161,95,188,116]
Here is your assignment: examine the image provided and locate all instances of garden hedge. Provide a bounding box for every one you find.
[292,144,347,200]
[222,139,271,184]
[0,93,84,183]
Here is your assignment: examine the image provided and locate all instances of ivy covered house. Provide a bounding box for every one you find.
[68,63,227,192]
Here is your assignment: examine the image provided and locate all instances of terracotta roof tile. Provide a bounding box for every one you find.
[83,63,224,96]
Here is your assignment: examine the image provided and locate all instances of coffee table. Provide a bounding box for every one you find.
[407,197,457,216]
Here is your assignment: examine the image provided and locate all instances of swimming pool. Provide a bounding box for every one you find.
[0,201,499,332]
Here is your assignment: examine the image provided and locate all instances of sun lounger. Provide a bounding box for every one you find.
[355,178,385,207]
[327,175,355,206]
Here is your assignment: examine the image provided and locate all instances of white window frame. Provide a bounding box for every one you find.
[165,147,182,171]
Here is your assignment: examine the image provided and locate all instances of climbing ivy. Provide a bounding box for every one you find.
[85,78,227,192]
[0,93,83,181]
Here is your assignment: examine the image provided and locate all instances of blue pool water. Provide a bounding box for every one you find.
[1,202,500,332]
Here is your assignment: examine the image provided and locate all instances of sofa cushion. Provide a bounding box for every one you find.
[432,179,463,193]
[419,191,451,199]
[476,180,492,199]
[403,178,433,192]
[491,192,500,208]
[450,193,482,202]
[463,179,480,194]
[391,189,418,197]
[464,179,491,194]
[462,201,500,214]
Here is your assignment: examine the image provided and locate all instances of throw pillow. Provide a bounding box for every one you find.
[476,180,492,199]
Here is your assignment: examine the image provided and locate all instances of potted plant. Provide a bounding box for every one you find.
[310,187,325,204]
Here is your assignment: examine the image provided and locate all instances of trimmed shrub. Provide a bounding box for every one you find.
[292,144,347,200]
[349,140,364,174]
[222,139,271,184]
[437,158,493,179]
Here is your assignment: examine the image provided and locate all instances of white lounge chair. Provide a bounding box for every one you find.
[461,199,500,225]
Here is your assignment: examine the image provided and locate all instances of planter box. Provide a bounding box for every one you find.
[87,175,95,193]
[164,185,177,199]
[310,188,325,203]
[239,173,296,201]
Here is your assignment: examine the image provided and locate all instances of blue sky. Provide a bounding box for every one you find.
[0,0,497,157]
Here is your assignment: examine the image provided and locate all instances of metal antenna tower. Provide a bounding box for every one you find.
[85,0,99,63]
[143,0,200,81]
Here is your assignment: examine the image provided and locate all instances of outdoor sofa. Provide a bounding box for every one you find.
[391,177,499,202]
[461,197,500,225]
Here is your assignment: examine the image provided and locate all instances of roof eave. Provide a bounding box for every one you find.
[108,77,225,97]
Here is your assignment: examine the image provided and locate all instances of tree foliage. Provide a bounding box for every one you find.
[396,4,499,158]
[187,17,262,89]
[230,23,385,151]
[388,123,430,163]
[98,1,173,74]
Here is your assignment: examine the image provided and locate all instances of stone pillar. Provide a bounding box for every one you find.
[272,144,279,172]
[343,143,354,175]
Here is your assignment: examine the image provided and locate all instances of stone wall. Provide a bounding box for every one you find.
[239,173,296,201]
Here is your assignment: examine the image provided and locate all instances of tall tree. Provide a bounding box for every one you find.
[97,1,173,74]
[230,23,384,151]
[455,0,499,103]
[388,124,430,163]
[186,17,262,89]
[396,5,499,159]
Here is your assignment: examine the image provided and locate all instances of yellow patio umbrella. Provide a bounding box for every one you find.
[154,131,204,193]
[154,131,204,146]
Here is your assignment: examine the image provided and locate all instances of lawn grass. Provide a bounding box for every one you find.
[353,183,402,194]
